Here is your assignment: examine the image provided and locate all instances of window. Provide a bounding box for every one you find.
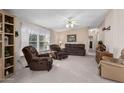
[39,35,49,51]
[29,34,49,52]
[29,34,37,49]
[20,22,50,56]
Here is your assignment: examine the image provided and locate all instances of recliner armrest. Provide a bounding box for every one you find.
[38,53,50,57]
[32,57,51,62]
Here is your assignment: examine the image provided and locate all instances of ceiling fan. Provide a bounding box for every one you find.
[65,17,79,28]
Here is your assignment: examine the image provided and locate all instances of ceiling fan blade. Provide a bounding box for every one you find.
[72,20,79,25]
[60,16,80,26]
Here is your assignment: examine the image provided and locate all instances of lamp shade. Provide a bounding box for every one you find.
[59,40,62,44]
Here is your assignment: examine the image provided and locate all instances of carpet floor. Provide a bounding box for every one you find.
[2,55,115,83]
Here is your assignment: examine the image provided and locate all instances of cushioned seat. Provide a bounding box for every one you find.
[22,46,53,71]
[50,44,68,60]
[99,49,124,82]
[65,44,86,56]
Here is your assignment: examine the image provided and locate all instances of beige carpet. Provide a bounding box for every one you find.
[2,55,115,83]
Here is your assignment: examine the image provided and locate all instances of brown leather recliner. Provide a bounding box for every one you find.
[50,44,68,60]
[22,46,53,71]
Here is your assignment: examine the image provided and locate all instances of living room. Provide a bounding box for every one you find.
[2,0,124,92]
[0,9,124,84]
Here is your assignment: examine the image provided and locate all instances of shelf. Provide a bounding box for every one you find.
[39,41,46,43]
[5,45,14,47]
[5,15,14,25]
[5,73,14,78]
[5,22,14,25]
[29,41,37,43]
[5,65,14,70]
[5,24,14,34]
[5,56,14,59]
[5,33,14,35]
[0,43,2,58]
[4,66,14,78]
[0,11,15,80]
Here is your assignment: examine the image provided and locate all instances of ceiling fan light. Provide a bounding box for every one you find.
[71,24,74,28]
[66,24,69,28]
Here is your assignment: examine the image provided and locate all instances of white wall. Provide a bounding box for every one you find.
[15,18,22,61]
[99,10,124,58]
[53,28,89,53]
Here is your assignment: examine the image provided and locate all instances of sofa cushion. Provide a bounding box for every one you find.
[65,44,86,56]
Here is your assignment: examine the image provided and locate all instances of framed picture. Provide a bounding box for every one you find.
[67,34,76,42]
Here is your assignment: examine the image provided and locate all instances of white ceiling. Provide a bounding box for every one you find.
[7,9,109,31]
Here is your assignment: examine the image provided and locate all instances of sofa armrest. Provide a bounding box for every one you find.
[38,53,50,57]
[100,60,124,68]
[102,56,117,62]
[97,51,113,56]
[102,52,113,57]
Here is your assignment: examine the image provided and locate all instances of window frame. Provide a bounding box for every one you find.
[29,34,49,52]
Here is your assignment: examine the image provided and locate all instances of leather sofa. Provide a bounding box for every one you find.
[65,44,86,56]
[50,44,68,60]
[99,49,124,82]
[22,46,53,71]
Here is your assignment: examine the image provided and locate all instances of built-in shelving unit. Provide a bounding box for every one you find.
[0,10,15,80]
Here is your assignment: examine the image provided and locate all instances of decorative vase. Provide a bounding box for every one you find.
[4,36,8,45]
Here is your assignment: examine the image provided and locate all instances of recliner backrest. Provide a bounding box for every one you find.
[22,46,39,64]
[50,44,61,52]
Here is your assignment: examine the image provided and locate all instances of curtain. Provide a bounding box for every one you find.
[20,22,50,56]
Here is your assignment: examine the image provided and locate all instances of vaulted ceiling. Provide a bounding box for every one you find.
[7,9,109,31]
